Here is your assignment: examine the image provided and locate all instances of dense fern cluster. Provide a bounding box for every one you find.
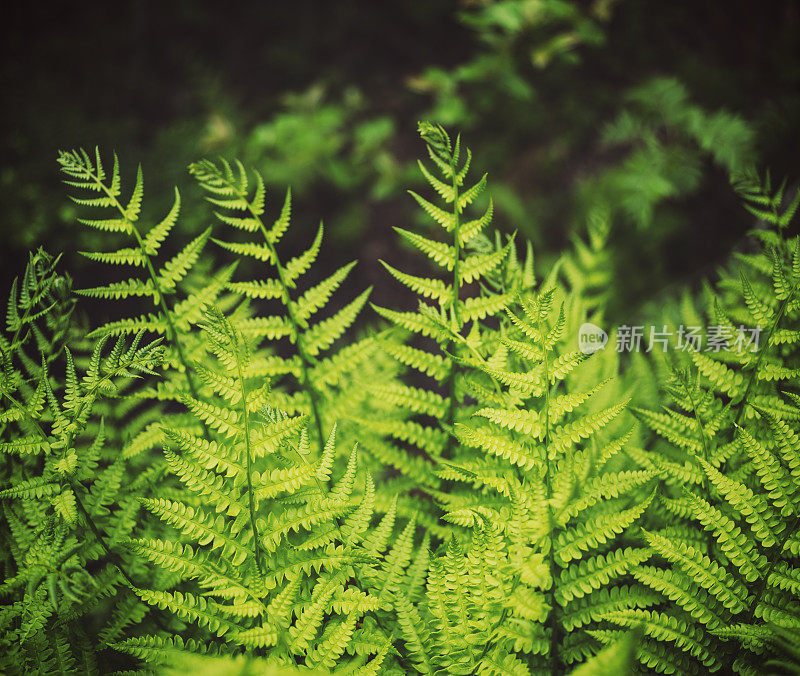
[2,123,800,675]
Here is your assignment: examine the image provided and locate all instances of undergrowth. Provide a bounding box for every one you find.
[1,123,799,675]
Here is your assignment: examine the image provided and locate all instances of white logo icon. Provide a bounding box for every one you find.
[578,322,608,354]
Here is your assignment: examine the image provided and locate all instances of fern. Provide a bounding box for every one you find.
[628,174,800,673]
[124,303,398,671]
[414,285,654,674]
[363,122,518,526]
[4,124,800,674]
[0,253,165,671]
[58,148,233,405]
[188,158,376,459]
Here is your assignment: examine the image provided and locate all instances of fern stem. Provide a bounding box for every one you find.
[734,278,798,428]
[86,166,203,405]
[287,435,329,498]
[725,196,792,429]
[3,347,175,633]
[231,186,326,457]
[537,301,563,676]
[674,369,718,557]
[235,351,264,576]
[450,171,462,335]
[725,244,800,623]
[676,370,713,464]
[445,327,502,395]
[0,389,48,441]
[274,289,325,457]
[283,430,353,566]
[68,480,172,635]
[744,513,800,624]
[137,242,200,398]
[442,152,462,458]
[68,479,138,589]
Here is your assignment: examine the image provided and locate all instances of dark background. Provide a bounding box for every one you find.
[2,0,798,322]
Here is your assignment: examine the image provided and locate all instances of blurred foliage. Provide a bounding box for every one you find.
[2,0,799,323]
[588,76,756,229]
[410,0,617,123]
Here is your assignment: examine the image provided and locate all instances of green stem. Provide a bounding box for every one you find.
[69,479,173,635]
[744,514,800,624]
[1,335,175,631]
[733,291,791,428]
[283,427,351,552]
[444,334,502,395]
[734,232,799,428]
[725,231,799,623]
[442,156,462,458]
[3,256,66,407]
[538,307,563,676]
[676,371,713,465]
[86,166,202,404]
[69,479,138,589]
[228,182,326,458]
[235,350,264,575]
[458,303,556,672]
[674,369,717,556]
[1,389,49,441]
[6,352,146,589]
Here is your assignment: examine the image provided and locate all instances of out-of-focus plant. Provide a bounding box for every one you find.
[580,77,756,230]
[245,86,401,198]
[410,0,619,126]
[5,0,796,338]
[565,76,758,318]
[228,85,409,244]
